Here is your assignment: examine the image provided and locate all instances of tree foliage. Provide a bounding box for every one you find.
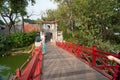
[0,32,36,56]
[0,0,35,33]
[0,20,5,25]
[48,0,120,51]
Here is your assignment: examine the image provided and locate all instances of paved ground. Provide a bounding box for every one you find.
[41,42,108,80]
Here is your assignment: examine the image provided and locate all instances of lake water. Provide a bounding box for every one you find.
[0,54,30,80]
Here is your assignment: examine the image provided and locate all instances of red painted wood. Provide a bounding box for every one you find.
[12,46,43,80]
[56,41,119,80]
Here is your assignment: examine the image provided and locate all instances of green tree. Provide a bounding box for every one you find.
[0,20,5,25]
[0,0,35,33]
[50,0,120,51]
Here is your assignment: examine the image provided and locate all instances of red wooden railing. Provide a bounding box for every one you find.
[11,46,43,80]
[56,41,120,80]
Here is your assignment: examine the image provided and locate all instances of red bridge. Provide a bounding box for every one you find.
[11,42,120,80]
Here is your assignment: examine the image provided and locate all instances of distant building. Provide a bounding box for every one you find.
[15,21,40,33]
[0,19,41,34]
[0,25,5,30]
[0,25,8,34]
[23,23,40,32]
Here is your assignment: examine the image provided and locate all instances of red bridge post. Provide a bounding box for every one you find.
[77,46,81,58]
[33,48,40,80]
[11,46,43,80]
[16,68,21,78]
[117,52,120,80]
[69,42,73,53]
[113,52,120,80]
[92,45,97,66]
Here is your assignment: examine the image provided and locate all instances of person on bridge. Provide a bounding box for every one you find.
[41,31,46,54]
[107,51,120,64]
[28,32,42,54]
[108,51,120,80]
[45,25,53,43]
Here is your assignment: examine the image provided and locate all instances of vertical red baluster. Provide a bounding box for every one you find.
[117,52,120,80]
[77,46,81,58]
[113,52,120,80]
[33,47,41,80]
[33,48,39,80]
[69,42,73,53]
[16,68,21,78]
[92,45,97,66]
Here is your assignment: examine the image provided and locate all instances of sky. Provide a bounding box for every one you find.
[26,0,58,20]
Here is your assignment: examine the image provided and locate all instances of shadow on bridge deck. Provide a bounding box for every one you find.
[41,42,108,80]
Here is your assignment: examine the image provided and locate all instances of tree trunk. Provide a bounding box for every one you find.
[22,16,24,32]
[9,18,15,33]
[8,23,12,34]
[13,25,16,33]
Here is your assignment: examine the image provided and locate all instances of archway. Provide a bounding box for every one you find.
[45,32,52,43]
[41,19,57,43]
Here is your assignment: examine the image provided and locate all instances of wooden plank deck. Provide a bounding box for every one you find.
[41,42,108,80]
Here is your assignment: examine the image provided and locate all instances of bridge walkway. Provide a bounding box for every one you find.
[41,42,108,80]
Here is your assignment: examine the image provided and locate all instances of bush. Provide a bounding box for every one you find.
[93,39,115,52]
[63,28,119,52]
[0,34,8,56]
[63,32,72,41]
[9,32,36,48]
[0,32,36,56]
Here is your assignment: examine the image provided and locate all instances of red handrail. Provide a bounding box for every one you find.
[56,41,119,80]
[11,46,43,80]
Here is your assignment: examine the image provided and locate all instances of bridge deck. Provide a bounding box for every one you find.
[41,42,108,80]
